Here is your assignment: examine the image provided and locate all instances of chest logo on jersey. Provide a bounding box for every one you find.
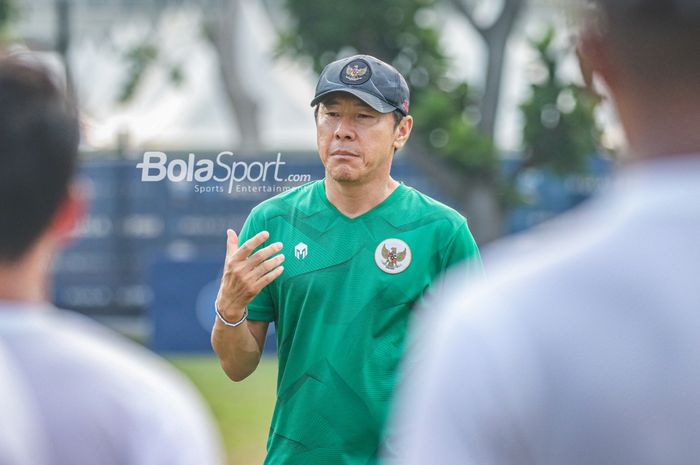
[294,242,308,259]
[375,238,412,274]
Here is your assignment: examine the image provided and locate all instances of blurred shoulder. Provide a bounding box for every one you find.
[432,197,611,333]
[17,309,215,434]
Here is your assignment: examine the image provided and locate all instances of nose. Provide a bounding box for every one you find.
[334,116,355,141]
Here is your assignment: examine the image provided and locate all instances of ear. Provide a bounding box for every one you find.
[393,115,413,151]
[577,28,616,92]
[46,185,86,248]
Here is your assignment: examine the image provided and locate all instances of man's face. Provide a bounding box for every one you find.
[316,92,412,184]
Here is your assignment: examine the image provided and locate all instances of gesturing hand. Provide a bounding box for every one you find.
[215,229,285,321]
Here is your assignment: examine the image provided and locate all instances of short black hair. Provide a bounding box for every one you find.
[0,54,80,263]
[593,0,700,85]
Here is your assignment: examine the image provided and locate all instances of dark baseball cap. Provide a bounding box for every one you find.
[310,54,410,116]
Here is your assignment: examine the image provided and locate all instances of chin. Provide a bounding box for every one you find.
[329,167,361,183]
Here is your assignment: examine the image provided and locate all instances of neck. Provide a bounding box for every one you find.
[0,244,51,304]
[615,88,700,160]
[627,120,700,162]
[324,176,400,218]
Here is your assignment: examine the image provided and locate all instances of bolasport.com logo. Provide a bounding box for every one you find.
[136,151,312,194]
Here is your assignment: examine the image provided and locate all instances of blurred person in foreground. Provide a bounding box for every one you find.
[212,54,483,464]
[388,1,700,464]
[0,54,223,465]
[0,343,47,465]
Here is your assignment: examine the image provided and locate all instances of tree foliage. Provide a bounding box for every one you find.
[115,2,260,150]
[519,27,601,176]
[277,0,496,176]
[448,0,526,139]
[117,40,184,103]
[0,0,17,39]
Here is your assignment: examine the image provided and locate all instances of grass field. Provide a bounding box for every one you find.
[167,355,278,465]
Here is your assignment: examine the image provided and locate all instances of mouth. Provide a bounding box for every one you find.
[330,150,360,158]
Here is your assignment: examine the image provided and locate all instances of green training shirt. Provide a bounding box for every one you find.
[237,179,482,465]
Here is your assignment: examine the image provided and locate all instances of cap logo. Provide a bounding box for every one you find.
[402,99,409,113]
[341,59,371,85]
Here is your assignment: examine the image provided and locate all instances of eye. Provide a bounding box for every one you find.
[357,113,374,119]
[326,111,340,117]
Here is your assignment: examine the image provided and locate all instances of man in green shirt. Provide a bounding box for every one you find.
[212,54,482,464]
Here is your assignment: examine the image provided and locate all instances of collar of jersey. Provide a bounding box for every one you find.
[316,179,409,221]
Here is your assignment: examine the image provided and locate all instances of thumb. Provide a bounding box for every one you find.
[226,229,239,256]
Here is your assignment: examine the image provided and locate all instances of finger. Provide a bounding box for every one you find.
[225,229,238,258]
[252,253,285,279]
[232,230,270,261]
[248,242,284,267]
[254,264,284,289]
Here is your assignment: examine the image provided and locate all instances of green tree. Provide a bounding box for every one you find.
[0,0,17,40]
[448,0,526,140]
[519,27,601,176]
[277,0,496,176]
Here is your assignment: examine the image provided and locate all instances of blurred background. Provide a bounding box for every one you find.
[2,0,619,463]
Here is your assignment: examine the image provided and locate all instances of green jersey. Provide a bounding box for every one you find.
[238,179,482,465]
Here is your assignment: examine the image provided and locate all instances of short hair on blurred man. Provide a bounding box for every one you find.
[0,55,79,262]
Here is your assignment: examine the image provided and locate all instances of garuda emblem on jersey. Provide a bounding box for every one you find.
[374,238,412,274]
[382,245,406,269]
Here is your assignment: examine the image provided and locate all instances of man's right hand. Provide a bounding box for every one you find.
[216,229,285,322]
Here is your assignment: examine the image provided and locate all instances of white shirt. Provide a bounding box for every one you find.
[0,342,48,465]
[0,302,224,465]
[389,155,700,465]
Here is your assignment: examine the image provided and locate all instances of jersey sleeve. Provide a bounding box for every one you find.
[441,220,484,277]
[237,210,275,322]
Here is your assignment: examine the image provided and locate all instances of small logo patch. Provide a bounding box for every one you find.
[294,242,308,259]
[340,59,371,85]
[375,238,411,274]
[402,99,409,113]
